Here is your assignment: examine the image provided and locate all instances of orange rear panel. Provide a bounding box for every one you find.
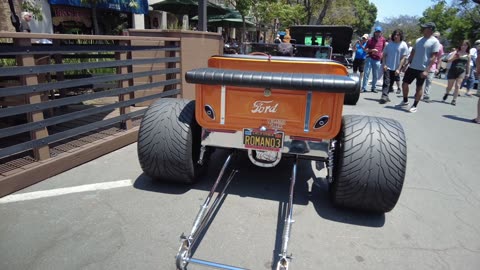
[195,56,347,139]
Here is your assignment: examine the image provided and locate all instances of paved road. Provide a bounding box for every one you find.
[1,77,479,270]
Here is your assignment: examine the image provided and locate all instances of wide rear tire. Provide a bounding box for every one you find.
[330,115,407,213]
[137,98,205,184]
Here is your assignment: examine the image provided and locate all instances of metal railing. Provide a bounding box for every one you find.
[0,32,182,162]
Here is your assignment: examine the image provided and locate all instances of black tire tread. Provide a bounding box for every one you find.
[331,115,407,212]
[137,98,200,183]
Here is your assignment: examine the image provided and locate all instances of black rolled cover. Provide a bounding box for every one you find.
[185,68,359,93]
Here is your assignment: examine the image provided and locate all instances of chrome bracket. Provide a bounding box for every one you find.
[326,139,335,184]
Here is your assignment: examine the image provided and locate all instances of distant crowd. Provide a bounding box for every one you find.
[352,22,479,122]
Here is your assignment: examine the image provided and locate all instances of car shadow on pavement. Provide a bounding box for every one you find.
[134,149,384,226]
[443,115,475,123]
[309,177,385,228]
[135,149,385,270]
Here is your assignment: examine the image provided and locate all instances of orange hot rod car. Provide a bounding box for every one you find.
[137,54,407,270]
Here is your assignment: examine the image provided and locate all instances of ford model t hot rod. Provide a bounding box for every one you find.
[137,51,407,270]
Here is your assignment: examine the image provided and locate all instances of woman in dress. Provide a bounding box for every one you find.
[442,40,471,106]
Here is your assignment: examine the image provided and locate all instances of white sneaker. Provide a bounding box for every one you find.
[396,101,409,107]
[409,106,417,113]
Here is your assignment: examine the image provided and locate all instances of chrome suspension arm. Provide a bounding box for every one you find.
[176,153,242,270]
[276,157,298,270]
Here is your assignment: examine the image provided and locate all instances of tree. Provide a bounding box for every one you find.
[315,0,332,24]
[420,0,479,49]
[351,0,377,36]
[226,0,255,44]
[420,0,457,35]
[320,0,376,36]
[380,15,421,43]
[81,0,139,35]
[250,0,306,41]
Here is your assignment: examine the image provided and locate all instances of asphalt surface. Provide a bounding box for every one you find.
[1,76,480,270]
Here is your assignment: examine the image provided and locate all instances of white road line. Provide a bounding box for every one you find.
[0,179,132,204]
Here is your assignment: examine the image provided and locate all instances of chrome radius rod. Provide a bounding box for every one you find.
[276,157,298,270]
[176,153,244,270]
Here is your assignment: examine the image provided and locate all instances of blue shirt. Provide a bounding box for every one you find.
[355,42,367,59]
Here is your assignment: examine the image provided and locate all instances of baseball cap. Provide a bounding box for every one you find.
[361,34,369,39]
[475,40,480,46]
[433,31,440,38]
[374,26,382,32]
[420,22,436,30]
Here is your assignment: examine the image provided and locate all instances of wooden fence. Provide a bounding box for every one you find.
[0,32,182,197]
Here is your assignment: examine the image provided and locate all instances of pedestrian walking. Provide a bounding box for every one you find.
[19,11,32,33]
[472,50,480,124]
[442,40,472,106]
[461,39,478,96]
[379,29,408,104]
[422,31,444,102]
[352,34,369,86]
[361,26,387,93]
[397,22,440,113]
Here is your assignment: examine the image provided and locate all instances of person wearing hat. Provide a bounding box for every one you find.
[352,34,369,86]
[422,31,444,102]
[277,29,294,56]
[361,26,387,93]
[397,22,440,113]
[461,39,479,96]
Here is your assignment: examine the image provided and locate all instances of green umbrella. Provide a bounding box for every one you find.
[150,0,228,17]
[191,9,256,28]
[208,18,256,28]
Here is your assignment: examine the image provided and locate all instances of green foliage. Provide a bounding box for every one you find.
[351,0,377,36]
[252,0,306,28]
[380,15,421,43]
[319,0,376,36]
[0,58,16,67]
[420,0,457,35]
[420,0,479,50]
[322,0,356,26]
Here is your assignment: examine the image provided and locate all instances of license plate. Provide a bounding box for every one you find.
[243,128,284,152]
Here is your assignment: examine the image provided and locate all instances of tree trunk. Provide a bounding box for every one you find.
[316,0,333,25]
[241,15,246,45]
[92,6,100,34]
[304,0,313,24]
[1,0,21,32]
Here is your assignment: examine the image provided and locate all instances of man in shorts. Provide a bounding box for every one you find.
[353,34,369,86]
[397,22,440,113]
[422,31,444,102]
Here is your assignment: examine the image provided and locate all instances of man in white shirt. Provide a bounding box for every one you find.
[463,40,479,96]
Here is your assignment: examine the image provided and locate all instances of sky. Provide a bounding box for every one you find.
[369,0,436,22]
